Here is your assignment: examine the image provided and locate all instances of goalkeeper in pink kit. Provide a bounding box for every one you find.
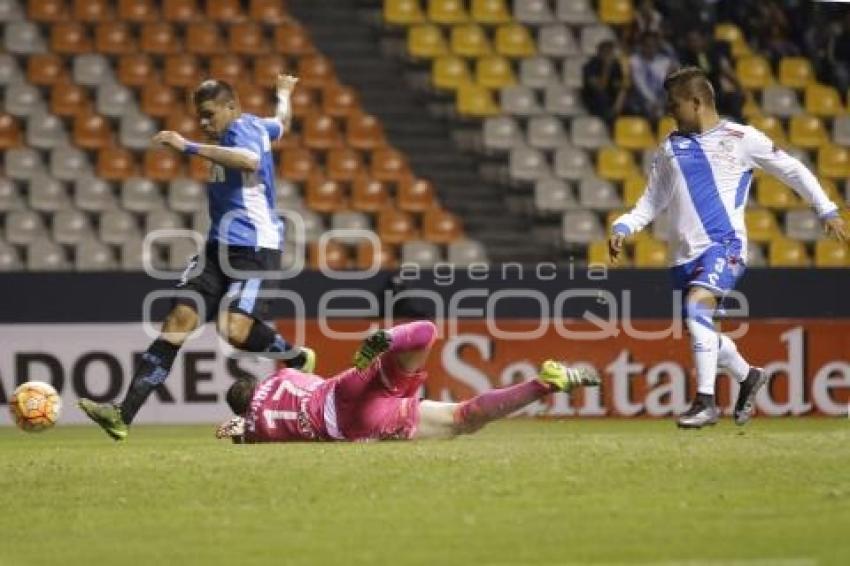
[216,321,599,443]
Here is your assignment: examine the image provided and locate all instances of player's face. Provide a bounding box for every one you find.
[196,99,236,140]
[666,92,700,133]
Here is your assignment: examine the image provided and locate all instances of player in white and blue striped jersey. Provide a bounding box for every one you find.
[609,67,848,429]
[80,76,315,441]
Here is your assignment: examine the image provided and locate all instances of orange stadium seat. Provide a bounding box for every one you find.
[298,55,336,90]
[745,209,781,242]
[779,57,814,89]
[96,147,137,181]
[423,208,463,243]
[95,22,137,56]
[290,88,318,117]
[308,241,350,271]
[253,54,288,88]
[143,148,183,181]
[456,84,500,117]
[163,0,200,22]
[306,173,347,213]
[73,0,112,22]
[249,0,288,25]
[29,0,68,22]
[815,239,850,267]
[188,155,209,181]
[356,241,398,270]
[789,114,829,149]
[165,110,202,140]
[471,0,511,25]
[378,208,418,244]
[229,23,268,56]
[303,113,344,151]
[235,83,269,116]
[118,0,159,22]
[623,174,647,207]
[769,238,810,267]
[73,113,113,149]
[186,22,226,56]
[398,176,437,213]
[323,84,360,118]
[475,55,516,89]
[118,54,158,87]
[327,147,363,182]
[347,113,387,150]
[351,174,391,213]
[51,22,92,55]
[450,24,492,58]
[817,144,850,179]
[385,0,426,26]
[164,54,202,88]
[432,56,472,90]
[495,24,536,58]
[274,24,316,58]
[371,147,410,183]
[141,83,178,118]
[599,0,634,26]
[804,83,844,118]
[736,56,773,90]
[428,0,469,25]
[748,115,787,146]
[205,0,244,22]
[209,55,245,84]
[0,114,22,149]
[50,82,91,117]
[757,176,800,209]
[634,238,668,267]
[597,146,638,181]
[615,116,655,150]
[280,147,315,183]
[408,25,449,60]
[27,54,67,86]
[276,133,301,151]
[141,23,181,55]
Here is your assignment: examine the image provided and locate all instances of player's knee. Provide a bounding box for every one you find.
[220,312,253,347]
[162,304,199,340]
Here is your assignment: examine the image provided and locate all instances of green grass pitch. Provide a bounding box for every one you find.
[1,419,848,566]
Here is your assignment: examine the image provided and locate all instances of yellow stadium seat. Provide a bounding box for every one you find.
[817,144,850,179]
[450,24,491,57]
[634,238,668,267]
[432,55,471,90]
[408,24,448,59]
[756,176,800,209]
[475,55,516,89]
[779,57,814,89]
[456,83,500,117]
[587,240,626,267]
[815,239,850,267]
[614,116,655,150]
[470,0,511,25]
[769,238,810,267]
[597,146,638,181]
[745,209,781,242]
[385,0,426,26]
[428,0,469,25]
[657,116,676,140]
[599,0,634,25]
[736,56,774,90]
[789,114,829,149]
[623,174,647,207]
[714,23,751,58]
[804,83,844,118]
[494,23,535,58]
[748,115,787,146]
[817,176,843,203]
[741,93,762,120]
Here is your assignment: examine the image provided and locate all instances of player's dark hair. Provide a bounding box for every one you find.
[663,66,715,105]
[226,377,258,416]
[193,79,236,107]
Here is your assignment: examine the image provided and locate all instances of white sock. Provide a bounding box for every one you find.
[717,334,750,383]
[686,307,719,396]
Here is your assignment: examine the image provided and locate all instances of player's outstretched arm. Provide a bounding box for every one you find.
[152,130,259,172]
[273,74,298,132]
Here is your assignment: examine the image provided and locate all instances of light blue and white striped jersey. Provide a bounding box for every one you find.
[207,113,285,250]
[613,120,839,265]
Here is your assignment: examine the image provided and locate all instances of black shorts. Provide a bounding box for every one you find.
[173,242,282,322]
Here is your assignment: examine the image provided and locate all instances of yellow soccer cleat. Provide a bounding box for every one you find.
[538,360,600,393]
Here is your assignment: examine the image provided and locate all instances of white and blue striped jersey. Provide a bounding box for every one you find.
[613,120,839,265]
[207,113,285,250]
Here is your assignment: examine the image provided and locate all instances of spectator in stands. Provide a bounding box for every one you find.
[759,22,800,67]
[581,40,632,125]
[679,29,744,121]
[629,31,677,122]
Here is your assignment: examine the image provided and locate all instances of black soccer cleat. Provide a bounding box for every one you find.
[733,367,768,426]
[353,330,392,370]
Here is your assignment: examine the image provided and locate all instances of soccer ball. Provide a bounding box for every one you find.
[9,381,61,432]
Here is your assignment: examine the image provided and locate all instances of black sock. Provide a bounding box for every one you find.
[242,321,306,368]
[120,339,180,425]
[696,392,715,407]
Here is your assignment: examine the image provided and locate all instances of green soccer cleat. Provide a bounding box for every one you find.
[78,399,128,441]
[300,347,316,374]
[538,360,601,393]
[353,330,392,370]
